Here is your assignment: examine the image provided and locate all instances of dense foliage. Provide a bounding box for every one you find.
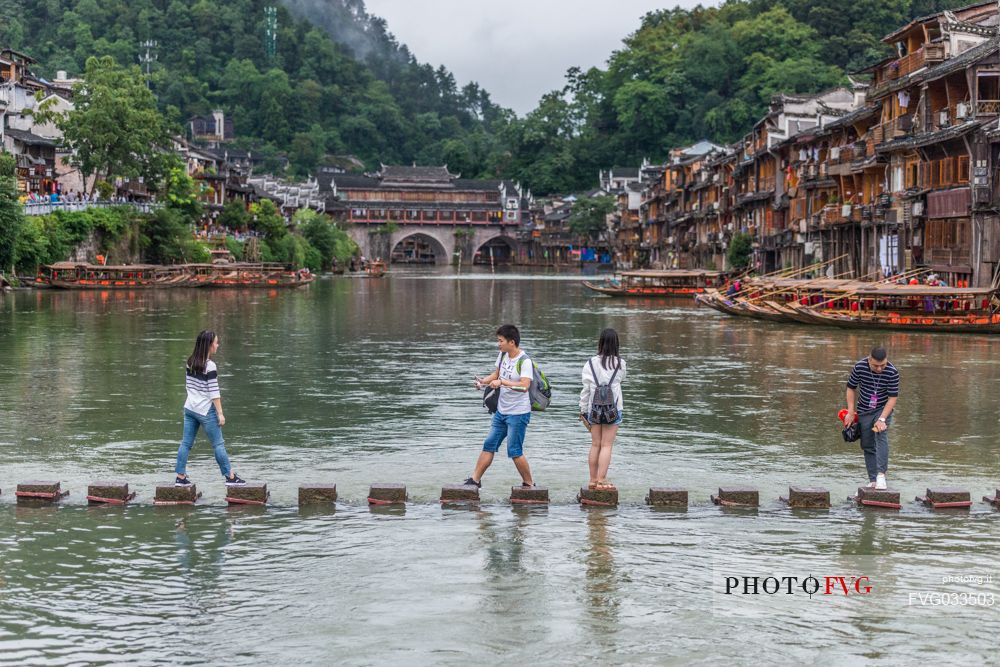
[0,0,511,179]
[0,153,25,276]
[498,0,966,194]
[0,0,972,195]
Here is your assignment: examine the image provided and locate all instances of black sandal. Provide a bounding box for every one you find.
[521,481,535,488]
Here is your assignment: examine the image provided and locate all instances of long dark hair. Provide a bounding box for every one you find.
[187,330,217,375]
[598,328,621,370]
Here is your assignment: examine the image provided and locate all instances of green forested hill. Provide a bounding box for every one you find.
[0,0,511,178]
[500,0,970,193]
[0,0,976,194]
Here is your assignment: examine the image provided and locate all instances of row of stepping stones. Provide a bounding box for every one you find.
[5,482,995,510]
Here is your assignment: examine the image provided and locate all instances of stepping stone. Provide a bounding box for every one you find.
[86,481,136,505]
[298,484,338,506]
[440,484,480,504]
[918,487,972,509]
[154,484,201,505]
[511,486,549,504]
[368,483,406,505]
[226,483,268,505]
[854,486,901,509]
[781,486,830,509]
[16,481,68,504]
[711,486,758,507]
[645,487,688,507]
[983,488,1000,507]
[578,486,618,507]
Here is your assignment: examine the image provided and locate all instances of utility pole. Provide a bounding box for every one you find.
[265,7,278,62]
[138,40,158,88]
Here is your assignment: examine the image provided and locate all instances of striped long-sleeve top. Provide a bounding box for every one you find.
[846,358,899,416]
[184,360,221,416]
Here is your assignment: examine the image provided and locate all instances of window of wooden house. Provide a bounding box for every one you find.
[439,210,454,222]
[958,155,970,183]
[906,163,918,189]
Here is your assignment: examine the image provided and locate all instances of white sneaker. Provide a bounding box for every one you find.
[875,473,887,490]
[865,480,877,489]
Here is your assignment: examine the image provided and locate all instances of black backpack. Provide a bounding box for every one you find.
[587,358,621,425]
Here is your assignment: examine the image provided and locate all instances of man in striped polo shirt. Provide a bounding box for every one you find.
[845,347,900,490]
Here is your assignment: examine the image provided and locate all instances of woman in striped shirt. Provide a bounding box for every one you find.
[174,330,245,487]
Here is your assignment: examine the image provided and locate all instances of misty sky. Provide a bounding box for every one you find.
[364,0,709,116]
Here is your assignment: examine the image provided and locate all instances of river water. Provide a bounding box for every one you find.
[1,268,998,665]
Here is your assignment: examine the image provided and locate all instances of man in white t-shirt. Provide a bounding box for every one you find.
[465,324,535,488]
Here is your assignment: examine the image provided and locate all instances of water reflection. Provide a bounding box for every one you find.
[582,508,620,638]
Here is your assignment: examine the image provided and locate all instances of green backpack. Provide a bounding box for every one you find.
[515,356,552,412]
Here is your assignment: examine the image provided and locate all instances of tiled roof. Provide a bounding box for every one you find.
[3,128,55,147]
[379,165,456,182]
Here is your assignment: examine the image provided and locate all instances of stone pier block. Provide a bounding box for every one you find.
[154,484,201,505]
[984,489,1000,507]
[510,486,549,504]
[440,484,480,503]
[645,487,688,507]
[368,483,406,505]
[298,484,338,506]
[785,487,830,509]
[855,487,901,509]
[16,481,68,504]
[712,487,758,507]
[920,487,972,508]
[87,481,135,505]
[578,486,618,506]
[226,483,268,505]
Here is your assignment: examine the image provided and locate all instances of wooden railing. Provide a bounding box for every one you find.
[976,100,1000,116]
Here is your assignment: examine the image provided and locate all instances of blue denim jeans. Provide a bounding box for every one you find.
[482,411,531,458]
[175,406,232,478]
[858,412,891,481]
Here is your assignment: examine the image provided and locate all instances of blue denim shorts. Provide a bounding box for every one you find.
[482,411,531,458]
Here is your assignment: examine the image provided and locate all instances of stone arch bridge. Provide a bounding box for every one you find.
[347,225,519,265]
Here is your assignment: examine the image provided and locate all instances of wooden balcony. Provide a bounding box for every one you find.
[976,100,1000,116]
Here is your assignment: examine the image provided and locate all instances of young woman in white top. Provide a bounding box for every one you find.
[174,330,245,487]
[579,328,626,491]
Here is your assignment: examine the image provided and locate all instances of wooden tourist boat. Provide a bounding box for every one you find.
[584,269,724,297]
[38,262,314,289]
[786,285,1000,334]
[39,262,173,289]
[183,262,315,288]
[366,259,387,278]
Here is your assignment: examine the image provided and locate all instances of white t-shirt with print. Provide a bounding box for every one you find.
[495,351,532,415]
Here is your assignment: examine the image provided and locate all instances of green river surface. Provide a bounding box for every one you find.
[1,268,998,665]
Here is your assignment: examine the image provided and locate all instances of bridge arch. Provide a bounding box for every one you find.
[390,231,451,265]
[473,233,517,265]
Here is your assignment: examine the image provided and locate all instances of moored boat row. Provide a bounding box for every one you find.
[36,261,315,289]
[696,279,1000,334]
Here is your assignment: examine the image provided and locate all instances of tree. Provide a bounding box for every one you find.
[568,195,617,250]
[727,232,753,271]
[217,199,251,230]
[143,207,208,264]
[33,56,174,195]
[297,208,358,269]
[0,152,25,277]
[249,199,287,240]
[162,166,203,224]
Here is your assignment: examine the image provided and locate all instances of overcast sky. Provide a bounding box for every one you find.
[364,0,709,116]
